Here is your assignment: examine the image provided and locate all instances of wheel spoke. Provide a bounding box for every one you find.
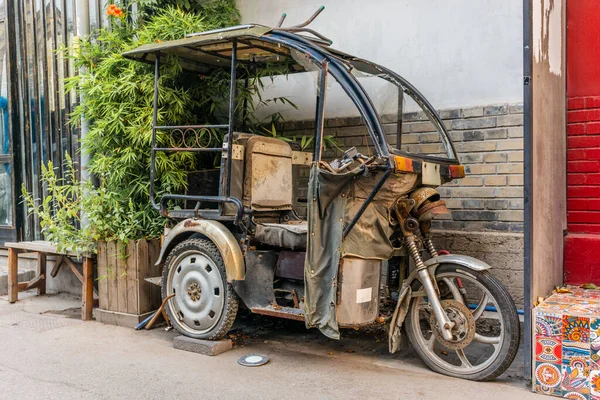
[417,301,431,313]
[472,293,489,320]
[425,333,436,351]
[442,278,464,304]
[456,349,473,369]
[409,270,514,376]
[473,333,501,350]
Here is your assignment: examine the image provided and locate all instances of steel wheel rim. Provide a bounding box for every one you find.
[409,271,505,375]
[167,250,225,335]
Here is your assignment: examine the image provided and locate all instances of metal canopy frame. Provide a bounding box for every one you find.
[144,29,458,236]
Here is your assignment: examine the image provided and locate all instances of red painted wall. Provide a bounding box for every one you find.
[566,0,600,97]
[565,0,600,284]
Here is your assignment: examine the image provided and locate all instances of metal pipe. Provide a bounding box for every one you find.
[396,87,404,150]
[159,194,243,224]
[242,78,249,131]
[276,13,287,27]
[290,5,325,28]
[279,27,332,45]
[313,61,328,163]
[155,124,227,130]
[522,0,533,381]
[185,25,255,38]
[75,0,98,194]
[225,40,237,197]
[149,56,160,210]
[153,147,222,153]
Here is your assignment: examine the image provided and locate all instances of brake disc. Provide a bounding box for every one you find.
[429,299,476,350]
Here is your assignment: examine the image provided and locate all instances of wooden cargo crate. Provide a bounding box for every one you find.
[95,239,162,327]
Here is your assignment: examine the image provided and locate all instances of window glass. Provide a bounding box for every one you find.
[348,60,455,160]
[0,163,11,226]
[321,69,376,161]
[0,1,7,156]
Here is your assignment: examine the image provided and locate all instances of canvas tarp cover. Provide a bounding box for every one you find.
[303,164,418,339]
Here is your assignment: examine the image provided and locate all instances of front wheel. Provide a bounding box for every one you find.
[404,264,520,381]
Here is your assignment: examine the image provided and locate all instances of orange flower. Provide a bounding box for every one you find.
[107,4,123,18]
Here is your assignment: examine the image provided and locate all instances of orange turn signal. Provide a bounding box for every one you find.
[449,165,465,179]
[394,156,414,173]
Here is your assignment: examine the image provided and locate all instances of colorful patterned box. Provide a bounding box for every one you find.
[534,287,600,399]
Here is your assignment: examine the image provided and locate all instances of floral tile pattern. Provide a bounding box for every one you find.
[537,336,563,363]
[537,313,563,337]
[590,369,600,400]
[563,316,590,343]
[533,288,600,398]
[535,362,562,395]
[562,358,590,396]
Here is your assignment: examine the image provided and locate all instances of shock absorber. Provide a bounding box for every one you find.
[392,199,454,340]
[404,235,427,271]
[423,234,439,258]
[419,221,439,258]
[405,235,455,340]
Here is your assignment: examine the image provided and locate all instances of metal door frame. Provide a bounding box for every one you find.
[0,0,19,244]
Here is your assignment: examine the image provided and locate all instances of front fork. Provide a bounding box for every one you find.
[393,201,454,341]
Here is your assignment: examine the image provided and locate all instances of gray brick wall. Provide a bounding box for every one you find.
[432,231,524,307]
[278,103,524,305]
[281,102,524,233]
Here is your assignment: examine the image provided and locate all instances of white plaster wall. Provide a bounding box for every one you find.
[237,0,523,120]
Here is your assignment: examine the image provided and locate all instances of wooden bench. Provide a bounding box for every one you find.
[5,241,95,320]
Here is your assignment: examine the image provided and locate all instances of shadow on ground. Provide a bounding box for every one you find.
[226,308,528,384]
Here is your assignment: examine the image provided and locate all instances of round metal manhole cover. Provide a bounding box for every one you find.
[238,354,269,367]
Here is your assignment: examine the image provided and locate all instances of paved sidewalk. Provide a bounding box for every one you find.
[0,292,537,400]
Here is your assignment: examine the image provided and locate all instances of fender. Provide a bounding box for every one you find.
[156,219,245,282]
[424,254,492,274]
[403,253,492,288]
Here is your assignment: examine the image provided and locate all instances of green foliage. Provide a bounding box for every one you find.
[137,0,239,21]
[65,2,241,241]
[262,122,341,152]
[21,155,94,255]
[22,155,164,254]
[29,0,339,253]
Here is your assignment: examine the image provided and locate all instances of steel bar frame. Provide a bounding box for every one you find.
[313,61,328,163]
[149,56,160,211]
[150,41,243,223]
[522,0,533,381]
[225,39,237,198]
[147,29,454,236]
[343,168,391,238]
[396,87,404,150]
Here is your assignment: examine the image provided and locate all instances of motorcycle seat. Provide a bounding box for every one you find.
[254,221,307,250]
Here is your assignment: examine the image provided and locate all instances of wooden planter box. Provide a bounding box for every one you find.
[95,239,162,327]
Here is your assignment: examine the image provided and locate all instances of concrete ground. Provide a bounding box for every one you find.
[0,292,538,400]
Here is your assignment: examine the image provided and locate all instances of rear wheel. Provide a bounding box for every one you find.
[161,238,238,340]
[404,264,520,381]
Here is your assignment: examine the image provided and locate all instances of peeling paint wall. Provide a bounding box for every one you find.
[533,0,562,76]
[530,0,566,302]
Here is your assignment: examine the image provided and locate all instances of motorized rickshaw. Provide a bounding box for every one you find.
[123,7,520,381]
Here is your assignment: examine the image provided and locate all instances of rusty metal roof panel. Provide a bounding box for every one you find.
[122,25,277,71]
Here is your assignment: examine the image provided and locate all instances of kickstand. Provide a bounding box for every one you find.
[135,293,174,331]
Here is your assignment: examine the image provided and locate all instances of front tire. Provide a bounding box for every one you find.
[161,238,239,340]
[404,264,520,381]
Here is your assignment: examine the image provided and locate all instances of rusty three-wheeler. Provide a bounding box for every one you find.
[124,8,519,381]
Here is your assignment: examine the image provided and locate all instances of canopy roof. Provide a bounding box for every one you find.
[122,24,326,74]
